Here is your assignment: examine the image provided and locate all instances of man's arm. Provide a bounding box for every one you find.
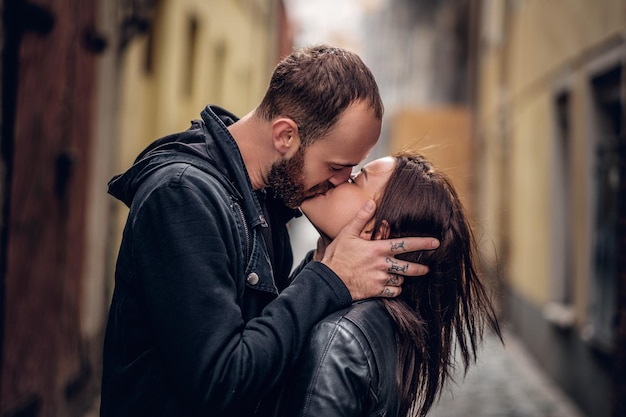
[132,175,352,416]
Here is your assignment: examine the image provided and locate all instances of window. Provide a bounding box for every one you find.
[545,91,576,328]
[587,64,623,351]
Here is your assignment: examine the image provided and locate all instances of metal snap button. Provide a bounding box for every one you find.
[246,272,260,285]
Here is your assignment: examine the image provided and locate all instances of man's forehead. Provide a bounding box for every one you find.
[308,139,373,163]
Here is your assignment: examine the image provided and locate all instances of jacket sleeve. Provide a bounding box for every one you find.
[131,166,353,415]
[290,249,315,281]
[277,315,375,417]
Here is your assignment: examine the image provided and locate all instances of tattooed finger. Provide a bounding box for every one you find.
[386,257,408,273]
[386,274,400,286]
[389,240,406,252]
[381,287,395,297]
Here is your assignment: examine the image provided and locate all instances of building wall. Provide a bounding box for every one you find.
[0,1,99,415]
[0,1,291,416]
[117,0,284,172]
[360,0,474,210]
[388,107,472,213]
[473,0,626,415]
[362,0,470,117]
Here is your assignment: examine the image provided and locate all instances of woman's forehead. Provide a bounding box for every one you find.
[363,157,395,174]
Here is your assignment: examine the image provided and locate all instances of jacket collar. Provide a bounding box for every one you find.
[200,105,270,229]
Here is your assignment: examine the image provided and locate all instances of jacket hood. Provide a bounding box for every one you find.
[108,106,239,207]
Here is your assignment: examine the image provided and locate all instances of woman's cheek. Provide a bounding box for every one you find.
[332,197,366,236]
[302,190,367,238]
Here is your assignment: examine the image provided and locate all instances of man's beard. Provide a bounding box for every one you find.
[267,147,307,208]
[267,148,333,208]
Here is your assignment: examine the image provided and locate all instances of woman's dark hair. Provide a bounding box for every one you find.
[256,44,384,146]
[372,151,501,417]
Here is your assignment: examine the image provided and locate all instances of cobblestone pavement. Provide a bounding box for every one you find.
[427,330,586,417]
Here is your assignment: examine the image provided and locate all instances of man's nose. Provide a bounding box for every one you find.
[328,167,353,186]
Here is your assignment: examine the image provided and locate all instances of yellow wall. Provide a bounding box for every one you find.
[389,107,472,213]
[507,92,552,303]
[117,0,281,172]
[476,0,626,314]
[506,0,625,100]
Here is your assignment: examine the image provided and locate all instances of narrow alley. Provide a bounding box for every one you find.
[428,331,587,417]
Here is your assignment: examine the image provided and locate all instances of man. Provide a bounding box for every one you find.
[100,45,438,416]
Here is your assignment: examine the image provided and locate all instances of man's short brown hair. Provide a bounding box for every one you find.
[256,45,384,147]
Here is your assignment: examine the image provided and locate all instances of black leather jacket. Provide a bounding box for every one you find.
[277,300,400,417]
[101,105,353,417]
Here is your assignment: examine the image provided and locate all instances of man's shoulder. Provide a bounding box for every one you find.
[324,300,397,358]
[142,156,233,193]
[127,159,239,222]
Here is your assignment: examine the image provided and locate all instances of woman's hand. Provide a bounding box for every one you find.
[321,200,439,301]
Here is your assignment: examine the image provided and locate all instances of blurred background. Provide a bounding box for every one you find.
[0,0,624,416]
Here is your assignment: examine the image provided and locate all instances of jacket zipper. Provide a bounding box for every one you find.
[233,200,251,264]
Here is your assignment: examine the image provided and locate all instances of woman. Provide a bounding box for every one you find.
[278,151,502,417]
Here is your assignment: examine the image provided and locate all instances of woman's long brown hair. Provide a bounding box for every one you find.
[371,151,502,417]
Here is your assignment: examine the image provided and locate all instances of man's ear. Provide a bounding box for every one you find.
[360,219,390,240]
[271,118,300,157]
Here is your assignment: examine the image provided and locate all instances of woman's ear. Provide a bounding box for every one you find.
[271,118,300,157]
[360,220,390,240]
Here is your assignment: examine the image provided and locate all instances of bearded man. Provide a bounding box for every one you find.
[100,45,438,417]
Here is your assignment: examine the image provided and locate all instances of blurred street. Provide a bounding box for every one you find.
[428,331,586,417]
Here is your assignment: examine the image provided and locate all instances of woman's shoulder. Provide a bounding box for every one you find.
[319,300,395,334]
[317,299,390,327]
[311,300,397,360]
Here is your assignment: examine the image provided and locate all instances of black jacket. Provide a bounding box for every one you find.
[100,105,352,417]
[277,300,400,417]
